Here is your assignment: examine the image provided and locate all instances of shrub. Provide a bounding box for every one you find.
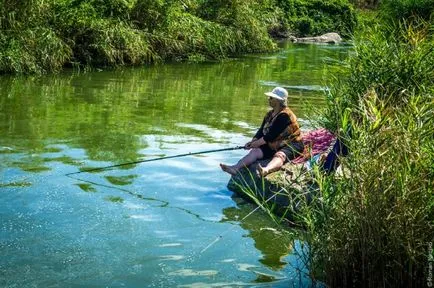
[278,0,357,37]
[131,0,167,32]
[52,1,155,66]
[149,1,276,61]
[380,0,434,23]
[0,0,360,73]
[0,0,71,73]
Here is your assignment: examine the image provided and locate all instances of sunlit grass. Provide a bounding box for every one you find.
[233,2,433,286]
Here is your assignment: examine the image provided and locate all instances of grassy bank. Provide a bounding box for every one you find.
[289,0,433,286]
[0,0,356,74]
[234,0,432,286]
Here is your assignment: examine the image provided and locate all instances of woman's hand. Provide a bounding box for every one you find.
[245,138,265,149]
[244,139,256,149]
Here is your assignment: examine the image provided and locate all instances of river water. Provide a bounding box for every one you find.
[0,42,350,287]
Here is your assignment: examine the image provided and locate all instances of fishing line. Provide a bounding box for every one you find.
[66,173,170,207]
[65,146,245,176]
[1,145,245,186]
[199,191,279,254]
[3,144,276,261]
[66,173,224,223]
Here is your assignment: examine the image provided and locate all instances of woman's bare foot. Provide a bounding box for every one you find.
[257,164,269,177]
[220,163,238,175]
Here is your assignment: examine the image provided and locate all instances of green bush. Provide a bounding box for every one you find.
[157,8,237,60]
[380,0,434,23]
[278,0,357,37]
[53,1,155,66]
[194,0,277,52]
[0,0,359,73]
[131,0,167,32]
[81,0,135,20]
[0,0,71,73]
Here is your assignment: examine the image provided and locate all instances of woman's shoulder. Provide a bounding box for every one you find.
[277,109,291,118]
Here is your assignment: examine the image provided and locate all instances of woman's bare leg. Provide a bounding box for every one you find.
[220,148,264,175]
[257,151,286,177]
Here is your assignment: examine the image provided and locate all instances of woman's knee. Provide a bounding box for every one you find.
[251,148,264,159]
[274,151,286,163]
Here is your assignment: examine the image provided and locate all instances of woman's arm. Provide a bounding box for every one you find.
[246,137,266,149]
[254,116,267,139]
[245,114,267,149]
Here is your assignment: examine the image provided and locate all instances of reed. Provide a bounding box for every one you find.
[304,94,433,287]
[299,4,433,286]
[237,1,433,286]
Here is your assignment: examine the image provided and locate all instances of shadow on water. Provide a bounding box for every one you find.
[218,196,314,287]
[223,202,292,270]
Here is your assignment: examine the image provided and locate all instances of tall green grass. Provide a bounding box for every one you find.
[0,0,72,73]
[304,92,433,286]
[297,2,433,286]
[236,0,433,286]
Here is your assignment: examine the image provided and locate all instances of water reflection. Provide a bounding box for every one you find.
[0,43,350,170]
[222,198,295,272]
[0,43,350,286]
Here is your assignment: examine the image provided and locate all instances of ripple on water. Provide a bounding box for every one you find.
[174,196,200,202]
[129,214,162,222]
[158,243,183,248]
[168,269,218,277]
[159,255,185,261]
[154,230,178,238]
[178,281,252,288]
[123,201,148,210]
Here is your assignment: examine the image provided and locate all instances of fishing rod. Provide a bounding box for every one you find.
[65,145,245,176]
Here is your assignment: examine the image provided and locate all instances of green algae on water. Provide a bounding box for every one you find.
[0,181,32,188]
[105,175,137,186]
[75,183,97,193]
[105,196,124,203]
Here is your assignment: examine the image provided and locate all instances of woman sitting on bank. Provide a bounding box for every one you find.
[220,87,304,177]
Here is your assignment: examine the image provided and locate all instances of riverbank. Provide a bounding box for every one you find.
[0,0,356,74]
[240,0,433,286]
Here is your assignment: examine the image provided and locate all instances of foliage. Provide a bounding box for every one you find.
[277,0,357,37]
[0,0,72,73]
[0,27,71,73]
[51,0,155,66]
[380,0,434,23]
[130,0,167,32]
[145,2,275,61]
[300,3,434,286]
[0,0,358,73]
[230,1,433,286]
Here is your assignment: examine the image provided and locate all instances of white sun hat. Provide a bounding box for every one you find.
[264,87,288,101]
